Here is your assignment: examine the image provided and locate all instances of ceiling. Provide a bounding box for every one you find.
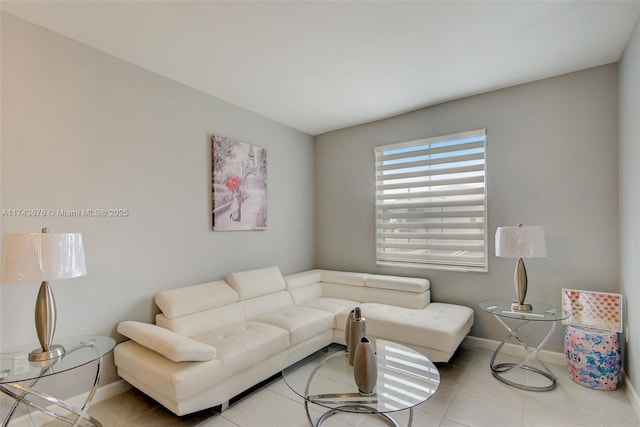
[2,1,640,136]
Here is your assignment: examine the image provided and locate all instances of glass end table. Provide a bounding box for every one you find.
[0,335,115,426]
[480,300,569,391]
[282,339,440,427]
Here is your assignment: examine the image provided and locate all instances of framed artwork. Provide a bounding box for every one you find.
[561,288,623,333]
[211,135,267,231]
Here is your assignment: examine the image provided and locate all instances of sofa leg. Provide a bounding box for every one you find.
[220,400,229,412]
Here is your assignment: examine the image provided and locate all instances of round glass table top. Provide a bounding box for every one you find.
[480,299,569,321]
[282,339,440,414]
[0,336,115,384]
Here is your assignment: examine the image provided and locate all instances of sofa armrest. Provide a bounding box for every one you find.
[117,321,216,362]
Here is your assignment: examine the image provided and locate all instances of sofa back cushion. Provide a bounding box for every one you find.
[156,303,245,337]
[285,270,323,305]
[227,266,286,300]
[154,280,244,337]
[363,274,430,309]
[365,275,430,293]
[241,291,294,319]
[286,270,430,308]
[321,282,365,302]
[318,270,368,302]
[360,288,430,309]
[227,266,294,319]
[285,270,369,305]
[308,270,431,310]
[285,269,323,289]
[155,280,238,319]
[320,270,368,287]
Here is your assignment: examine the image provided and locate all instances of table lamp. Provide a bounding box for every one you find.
[495,224,547,311]
[1,228,86,361]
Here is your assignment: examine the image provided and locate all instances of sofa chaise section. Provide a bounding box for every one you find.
[285,269,473,362]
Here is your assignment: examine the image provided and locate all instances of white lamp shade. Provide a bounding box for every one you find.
[495,226,547,258]
[1,232,86,282]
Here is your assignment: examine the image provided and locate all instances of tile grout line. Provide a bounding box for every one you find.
[437,348,477,427]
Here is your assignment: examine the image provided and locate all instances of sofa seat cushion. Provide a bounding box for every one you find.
[124,321,289,402]
[116,320,289,403]
[120,321,289,402]
[253,306,334,346]
[193,321,289,368]
[358,302,474,354]
[298,298,360,325]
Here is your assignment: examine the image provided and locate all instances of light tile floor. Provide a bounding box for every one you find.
[47,346,640,426]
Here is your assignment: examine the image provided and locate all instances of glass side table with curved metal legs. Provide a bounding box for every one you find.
[480,300,569,392]
[282,339,440,427]
[0,336,115,426]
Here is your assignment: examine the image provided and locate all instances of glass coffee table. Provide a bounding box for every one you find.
[282,339,439,427]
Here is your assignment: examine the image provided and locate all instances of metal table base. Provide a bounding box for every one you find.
[0,338,113,426]
[298,347,420,427]
[304,395,412,427]
[489,314,559,391]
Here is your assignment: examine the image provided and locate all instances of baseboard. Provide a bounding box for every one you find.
[90,379,132,404]
[462,335,567,365]
[624,372,640,421]
[7,379,131,427]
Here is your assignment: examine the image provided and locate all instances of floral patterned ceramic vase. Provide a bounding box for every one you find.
[564,325,621,390]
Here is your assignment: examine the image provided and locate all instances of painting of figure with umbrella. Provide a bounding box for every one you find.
[211,135,267,231]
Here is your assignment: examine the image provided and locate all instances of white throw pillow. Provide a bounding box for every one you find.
[117,321,216,362]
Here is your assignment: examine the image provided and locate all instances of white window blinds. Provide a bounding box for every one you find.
[375,129,487,272]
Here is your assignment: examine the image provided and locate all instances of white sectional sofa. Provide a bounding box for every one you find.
[114,266,473,416]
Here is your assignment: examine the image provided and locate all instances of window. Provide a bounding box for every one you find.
[374,129,487,272]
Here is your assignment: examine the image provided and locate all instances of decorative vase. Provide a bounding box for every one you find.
[353,336,377,395]
[345,308,355,350]
[348,307,366,366]
[564,326,621,390]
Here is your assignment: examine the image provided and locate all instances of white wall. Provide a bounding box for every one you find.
[0,11,315,394]
[620,17,640,386]
[315,64,620,352]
